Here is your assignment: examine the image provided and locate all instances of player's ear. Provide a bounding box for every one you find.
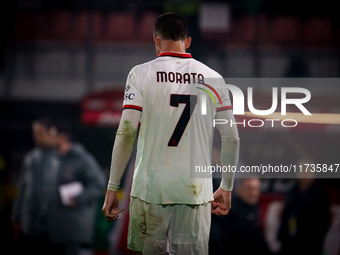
[153,35,160,47]
[185,36,192,49]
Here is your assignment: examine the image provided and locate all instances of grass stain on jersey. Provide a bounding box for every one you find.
[117,120,137,144]
[190,184,203,196]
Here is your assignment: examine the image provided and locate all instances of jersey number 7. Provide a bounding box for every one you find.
[168,94,197,147]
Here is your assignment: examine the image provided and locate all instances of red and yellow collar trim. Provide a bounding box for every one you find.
[158,52,192,58]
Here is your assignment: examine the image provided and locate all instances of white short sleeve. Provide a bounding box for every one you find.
[123,67,143,112]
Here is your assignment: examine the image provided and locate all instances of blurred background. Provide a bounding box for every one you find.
[0,0,340,254]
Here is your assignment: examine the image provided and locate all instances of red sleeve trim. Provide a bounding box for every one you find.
[217,106,232,112]
[123,105,143,112]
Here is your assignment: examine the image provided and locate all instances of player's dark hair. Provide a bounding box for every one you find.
[33,116,54,130]
[153,12,188,41]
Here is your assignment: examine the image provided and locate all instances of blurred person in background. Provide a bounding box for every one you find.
[209,177,271,255]
[47,122,105,255]
[277,159,331,255]
[11,116,58,255]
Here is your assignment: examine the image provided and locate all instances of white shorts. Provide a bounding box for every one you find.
[128,197,211,255]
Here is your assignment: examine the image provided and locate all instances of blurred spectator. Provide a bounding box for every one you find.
[11,116,57,255]
[277,160,331,255]
[47,122,105,255]
[209,177,271,255]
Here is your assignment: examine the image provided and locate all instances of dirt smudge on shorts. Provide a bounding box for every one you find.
[145,211,164,237]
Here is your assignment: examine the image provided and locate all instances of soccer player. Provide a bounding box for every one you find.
[102,12,240,254]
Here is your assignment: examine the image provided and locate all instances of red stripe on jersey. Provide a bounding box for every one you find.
[201,82,223,106]
[158,52,192,58]
[217,106,232,112]
[123,105,143,112]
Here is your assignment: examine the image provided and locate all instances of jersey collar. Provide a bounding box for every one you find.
[158,52,192,58]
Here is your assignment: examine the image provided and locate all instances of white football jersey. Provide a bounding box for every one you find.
[123,52,231,204]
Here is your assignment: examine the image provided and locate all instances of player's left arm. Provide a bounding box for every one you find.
[212,109,240,215]
[211,80,240,215]
[102,109,141,222]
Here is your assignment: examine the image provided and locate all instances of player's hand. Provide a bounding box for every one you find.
[211,188,232,216]
[102,190,124,222]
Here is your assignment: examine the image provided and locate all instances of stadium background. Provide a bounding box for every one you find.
[0,0,339,254]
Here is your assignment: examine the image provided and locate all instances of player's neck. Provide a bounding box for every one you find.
[159,40,187,54]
